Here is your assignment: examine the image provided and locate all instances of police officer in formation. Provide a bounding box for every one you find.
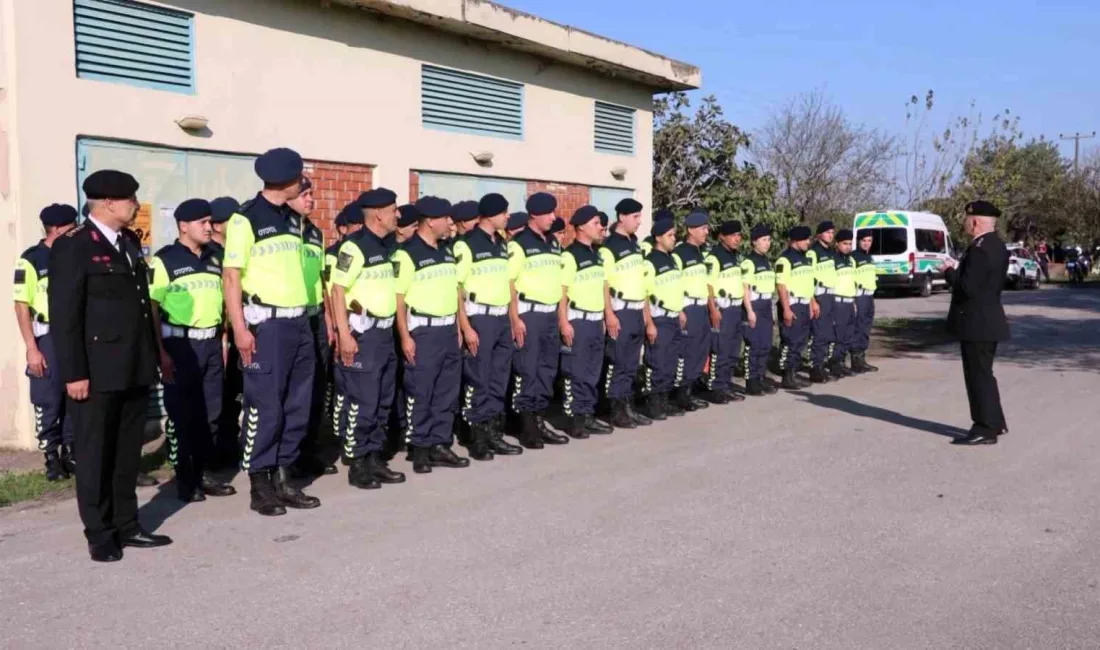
[830,229,858,379]
[640,218,687,418]
[703,220,749,402]
[208,196,242,466]
[807,221,839,383]
[774,225,815,390]
[741,224,778,396]
[850,231,880,373]
[673,211,713,412]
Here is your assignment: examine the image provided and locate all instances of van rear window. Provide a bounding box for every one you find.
[915,229,946,253]
[863,228,907,255]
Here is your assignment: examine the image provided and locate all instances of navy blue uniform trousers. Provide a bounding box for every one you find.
[853,294,875,352]
[304,311,331,452]
[644,315,682,394]
[461,313,512,424]
[743,299,773,381]
[240,316,315,472]
[832,298,856,361]
[777,303,811,371]
[811,293,836,368]
[341,326,397,458]
[28,332,73,453]
[681,304,712,387]
[512,310,558,414]
[604,308,644,401]
[404,324,461,448]
[562,318,604,417]
[163,336,223,490]
[706,305,743,393]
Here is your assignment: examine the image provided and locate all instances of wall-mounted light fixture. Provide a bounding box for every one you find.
[471,151,495,166]
[610,166,627,180]
[176,116,209,131]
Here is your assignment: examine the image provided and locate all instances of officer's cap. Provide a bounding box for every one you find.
[478,193,509,218]
[751,223,772,241]
[174,198,212,223]
[415,196,452,219]
[598,211,610,228]
[719,220,743,236]
[816,220,836,235]
[836,228,854,242]
[547,217,566,235]
[209,197,240,224]
[788,225,811,242]
[83,170,139,200]
[652,220,675,237]
[254,148,304,185]
[507,211,529,230]
[526,192,557,216]
[334,209,349,229]
[615,198,643,215]
[570,205,600,227]
[397,204,419,228]
[685,210,709,229]
[359,187,397,209]
[451,200,480,223]
[653,208,675,224]
[40,203,78,227]
[341,201,364,226]
[299,176,313,193]
[965,200,1001,218]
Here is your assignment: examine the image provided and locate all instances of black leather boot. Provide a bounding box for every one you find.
[518,413,545,450]
[809,367,830,384]
[274,467,321,509]
[745,379,766,396]
[664,392,686,416]
[411,446,433,473]
[487,417,523,455]
[644,392,668,421]
[347,457,382,490]
[830,358,852,378]
[59,444,76,478]
[468,423,496,461]
[249,471,286,517]
[627,401,653,427]
[583,415,613,434]
[781,368,801,390]
[368,452,406,483]
[538,414,569,445]
[675,386,699,412]
[428,445,471,468]
[200,474,236,497]
[43,451,65,482]
[852,351,879,373]
[565,416,589,440]
[700,389,732,404]
[609,400,636,429]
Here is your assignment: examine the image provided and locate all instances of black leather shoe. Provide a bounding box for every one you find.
[411,447,432,474]
[136,473,159,487]
[583,415,613,435]
[467,423,496,461]
[951,432,999,446]
[347,457,382,490]
[367,453,406,483]
[852,352,879,373]
[517,413,545,450]
[89,541,123,563]
[200,475,236,497]
[565,416,590,440]
[487,419,523,455]
[723,388,746,402]
[177,486,205,502]
[829,360,853,378]
[761,379,778,395]
[627,402,653,427]
[44,451,65,482]
[249,471,286,517]
[274,467,321,509]
[701,389,732,405]
[665,393,686,416]
[609,400,636,429]
[428,445,471,468]
[675,387,698,412]
[121,527,173,549]
[644,393,668,421]
[60,444,76,478]
[535,414,568,445]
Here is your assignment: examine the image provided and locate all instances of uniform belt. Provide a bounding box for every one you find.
[714,297,743,309]
[162,324,220,340]
[32,322,50,337]
[684,296,708,307]
[789,297,810,305]
[465,301,509,317]
[306,305,324,317]
[244,303,306,325]
[610,297,645,311]
[815,287,832,296]
[650,306,677,319]
[750,292,773,301]
[567,308,604,322]
[836,297,855,303]
[408,313,456,330]
[857,288,873,296]
[349,313,394,333]
[517,300,557,314]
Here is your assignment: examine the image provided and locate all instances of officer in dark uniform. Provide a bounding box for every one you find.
[208,196,241,467]
[850,231,880,373]
[641,209,675,256]
[702,220,750,401]
[548,216,570,249]
[452,200,480,237]
[394,204,419,244]
[774,226,815,390]
[223,148,320,516]
[829,229,858,378]
[208,196,239,259]
[324,203,363,450]
[14,204,79,480]
[505,211,528,240]
[50,170,170,562]
[641,219,686,418]
[741,224,778,396]
[448,200,480,448]
[148,199,236,502]
[393,196,471,473]
[942,200,1010,446]
[807,221,839,383]
[672,211,712,411]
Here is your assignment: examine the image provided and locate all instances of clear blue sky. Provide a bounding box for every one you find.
[505,0,1098,159]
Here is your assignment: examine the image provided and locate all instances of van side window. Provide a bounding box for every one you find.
[915,229,946,254]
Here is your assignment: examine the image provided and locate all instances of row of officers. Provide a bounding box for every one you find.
[15,147,880,562]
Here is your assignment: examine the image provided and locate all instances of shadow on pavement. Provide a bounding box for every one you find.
[790,391,967,439]
[138,482,187,534]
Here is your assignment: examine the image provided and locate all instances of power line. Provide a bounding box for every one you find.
[1059,131,1096,174]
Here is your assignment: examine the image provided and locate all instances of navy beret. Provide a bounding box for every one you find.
[788,225,811,241]
[816,220,836,235]
[83,170,138,200]
[299,176,313,193]
[653,208,675,223]
[342,202,364,225]
[40,203,78,227]
[718,220,743,236]
[478,193,509,218]
[452,200,480,223]
[684,211,709,228]
[507,211,529,230]
[397,204,419,228]
[526,192,557,216]
[547,217,566,234]
[570,205,600,226]
[750,224,772,241]
[209,197,240,224]
[174,198,212,223]
[334,209,349,229]
[254,147,304,185]
[965,200,1001,218]
[836,228,854,242]
[652,220,675,237]
[615,198,643,215]
[415,196,452,219]
[598,211,609,228]
[359,187,397,209]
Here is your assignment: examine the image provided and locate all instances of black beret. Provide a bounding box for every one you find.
[507,211,529,230]
[653,208,675,223]
[451,200,480,223]
[615,198,643,215]
[836,228,854,242]
[40,203,78,227]
[209,197,240,224]
[359,187,397,209]
[174,198,212,222]
[299,176,313,193]
[83,169,139,200]
[685,211,709,228]
[751,224,772,241]
[415,196,452,219]
[570,205,600,226]
[526,192,557,216]
[397,204,419,228]
[652,220,675,237]
[334,209,349,229]
[718,220,743,236]
[965,200,1001,218]
[816,220,836,235]
[547,217,566,234]
[254,147,304,185]
[788,225,811,241]
[478,193,509,218]
[598,211,609,228]
[342,202,364,225]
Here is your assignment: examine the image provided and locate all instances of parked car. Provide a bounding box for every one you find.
[853,210,957,297]
[1005,243,1040,289]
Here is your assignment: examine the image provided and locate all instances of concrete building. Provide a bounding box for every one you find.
[0,0,699,449]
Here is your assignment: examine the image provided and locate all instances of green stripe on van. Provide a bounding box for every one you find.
[854,212,910,228]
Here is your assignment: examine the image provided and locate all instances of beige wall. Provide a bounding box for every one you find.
[0,0,656,448]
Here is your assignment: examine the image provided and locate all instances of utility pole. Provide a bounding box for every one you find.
[1059,131,1096,174]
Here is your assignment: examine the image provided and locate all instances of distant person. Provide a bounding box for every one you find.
[940,201,1010,446]
[1035,240,1050,281]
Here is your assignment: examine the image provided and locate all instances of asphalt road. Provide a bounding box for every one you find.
[2,287,1099,649]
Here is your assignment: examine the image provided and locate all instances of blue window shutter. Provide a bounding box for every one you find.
[421,64,523,139]
[73,0,195,93]
[594,101,635,155]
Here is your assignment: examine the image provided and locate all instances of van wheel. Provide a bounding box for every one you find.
[919,274,933,297]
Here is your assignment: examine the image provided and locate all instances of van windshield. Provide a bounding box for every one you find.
[865,228,908,255]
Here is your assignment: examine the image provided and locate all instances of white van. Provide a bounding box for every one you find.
[852,210,957,297]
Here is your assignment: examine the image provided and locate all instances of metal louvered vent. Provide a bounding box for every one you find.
[421,64,524,138]
[594,101,636,155]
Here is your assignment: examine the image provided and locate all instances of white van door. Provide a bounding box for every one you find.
[913,227,951,286]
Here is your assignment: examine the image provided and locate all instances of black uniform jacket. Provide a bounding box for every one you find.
[945,231,1011,342]
[48,222,159,391]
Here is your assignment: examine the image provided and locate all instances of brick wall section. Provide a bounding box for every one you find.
[303,160,373,244]
[526,181,590,220]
